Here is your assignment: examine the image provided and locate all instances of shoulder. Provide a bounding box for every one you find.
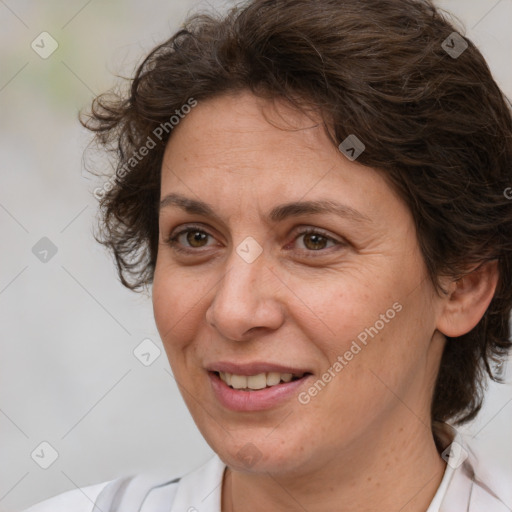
[20,475,180,512]
[21,454,226,512]
[22,480,112,512]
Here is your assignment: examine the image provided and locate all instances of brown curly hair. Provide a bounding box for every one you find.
[81,0,512,426]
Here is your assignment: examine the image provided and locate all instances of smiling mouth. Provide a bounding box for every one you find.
[212,371,311,391]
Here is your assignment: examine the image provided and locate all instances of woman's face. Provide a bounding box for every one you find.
[153,90,446,475]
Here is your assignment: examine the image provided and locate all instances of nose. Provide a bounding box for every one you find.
[205,247,285,341]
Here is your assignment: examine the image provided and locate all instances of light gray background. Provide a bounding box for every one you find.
[1,1,511,511]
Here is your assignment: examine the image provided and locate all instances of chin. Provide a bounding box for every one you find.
[203,426,310,474]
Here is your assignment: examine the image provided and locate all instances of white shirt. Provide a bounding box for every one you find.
[23,432,511,512]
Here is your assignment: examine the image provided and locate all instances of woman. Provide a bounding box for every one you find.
[25,0,512,510]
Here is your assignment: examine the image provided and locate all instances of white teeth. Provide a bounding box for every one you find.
[230,375,247,389]
[247,373,267,390]
[266,372,281,386]
[218,371,304,390]
[219,372,231,386]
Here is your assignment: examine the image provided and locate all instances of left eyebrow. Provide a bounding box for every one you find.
[159,193,371,225]
[268,199,371,224]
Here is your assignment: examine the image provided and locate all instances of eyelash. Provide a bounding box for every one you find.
[164,224,343,255]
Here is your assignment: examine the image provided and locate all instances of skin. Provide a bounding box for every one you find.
[152,90,498,512]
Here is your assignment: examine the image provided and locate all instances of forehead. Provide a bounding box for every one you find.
[163,91,334,169]
[163,92,361,182]
[159,91,406,226]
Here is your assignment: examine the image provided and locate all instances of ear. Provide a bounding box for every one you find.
[436,260,499,338]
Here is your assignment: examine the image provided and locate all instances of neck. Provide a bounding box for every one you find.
[222,415,448,512]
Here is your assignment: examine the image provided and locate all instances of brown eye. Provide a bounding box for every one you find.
[166,226,215,253]
[301,232,330,250]
[294,229,340,252]
[185,230,209,248]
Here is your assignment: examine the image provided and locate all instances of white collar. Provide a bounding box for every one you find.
[168,454,226,512]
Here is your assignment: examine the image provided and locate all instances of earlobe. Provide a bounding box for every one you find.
[436,260,499,338]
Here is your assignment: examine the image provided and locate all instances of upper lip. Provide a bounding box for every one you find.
[206,361,312,377]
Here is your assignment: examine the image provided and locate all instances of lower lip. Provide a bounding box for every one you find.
[208,372,311,412]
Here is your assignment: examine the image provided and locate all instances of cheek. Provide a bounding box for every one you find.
[296,271,423,396]
[152,267,172,335]
[152,264,211,371]
[152,265,189,350]
[318,288,434,412]
[294,276,393,351]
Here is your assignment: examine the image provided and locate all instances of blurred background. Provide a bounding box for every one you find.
[1,0,511,510]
